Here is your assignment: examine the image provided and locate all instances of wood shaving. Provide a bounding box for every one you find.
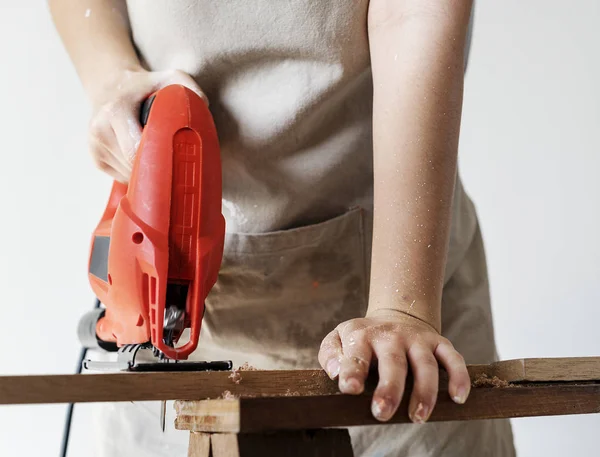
[229,369,242,384]
[221,390,238,400]
[473,373,511,388]
[239,362,258,371]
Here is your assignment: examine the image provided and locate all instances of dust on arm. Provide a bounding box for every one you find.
[367,0,473,331]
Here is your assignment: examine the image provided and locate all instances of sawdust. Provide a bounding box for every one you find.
[239,362,258,371]
[229,369,242,384]
[221,390,238,400]
[472,373,511,388]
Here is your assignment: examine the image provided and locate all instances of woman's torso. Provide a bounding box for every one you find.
[98,5,514,456]
[125,0,478,368]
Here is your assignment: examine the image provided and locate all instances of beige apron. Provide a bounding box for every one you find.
[92,1,516,455]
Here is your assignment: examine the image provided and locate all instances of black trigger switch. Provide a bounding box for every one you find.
[140,94,156,127]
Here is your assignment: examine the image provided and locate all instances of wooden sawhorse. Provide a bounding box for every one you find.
[175,358,600,457]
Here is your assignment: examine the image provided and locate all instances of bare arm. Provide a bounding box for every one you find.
[319,0,473,424]
[367,1,472,331]
[48,0,140,102]
[49,0,205,182]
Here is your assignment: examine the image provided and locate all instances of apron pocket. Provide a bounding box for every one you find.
[202,207,368,367]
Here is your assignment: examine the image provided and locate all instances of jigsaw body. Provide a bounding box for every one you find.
[80,85,226,369]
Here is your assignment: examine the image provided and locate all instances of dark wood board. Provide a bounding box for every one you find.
[175,383,600,433]
[0,357,598,405]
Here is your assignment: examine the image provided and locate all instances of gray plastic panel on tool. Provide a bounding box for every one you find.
[89,236,110,282]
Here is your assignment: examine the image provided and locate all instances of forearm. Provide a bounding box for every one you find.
[367,1,473,331]
[48,0,141,102]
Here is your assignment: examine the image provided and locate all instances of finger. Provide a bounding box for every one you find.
[371,340,408,422]
[435,341,470,404]
[90,115,132,176]
[92,139,131,182]
[318,329,343,380]
[407,344,439,424]
[337,328,372,395]
[91,156,128,183]
[111,110,142,167]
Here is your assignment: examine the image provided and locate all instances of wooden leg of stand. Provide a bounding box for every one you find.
[188,432,211,457]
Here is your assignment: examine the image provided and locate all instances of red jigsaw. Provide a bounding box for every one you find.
[86,85,225,361]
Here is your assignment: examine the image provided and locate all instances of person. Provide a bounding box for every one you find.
[49,0,515,455]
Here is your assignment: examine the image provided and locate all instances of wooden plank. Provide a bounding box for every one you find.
[523,357,600,382]
[0,370,337,405]
[175,383,600,433]
[0,357,598,405]
[177,399,241,433]
[467,357,600,382]
[211,434,239,457]
[188,433,211,457]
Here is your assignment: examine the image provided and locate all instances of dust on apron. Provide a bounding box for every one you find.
[91,1,516,455]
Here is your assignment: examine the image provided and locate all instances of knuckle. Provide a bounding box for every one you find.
[347,327,368,342]
[436,336,453,348]
[445,347,465,365]
[88,117,105,140]
[442,337,453,346]
[335,320,351,334]
[454,352,466,365]
[319,333,338,352]
[381,351,407,366]
[338,321,366,341]
[344,324,368,342]
[409,343,430,357]
[387,333,406,347]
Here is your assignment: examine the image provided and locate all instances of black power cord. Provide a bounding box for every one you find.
[60,298,101,457]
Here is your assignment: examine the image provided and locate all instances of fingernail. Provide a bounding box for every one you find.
[453,386,469,405]
[326,359,340,379]
[411,402,429,424]
[371,397,393,421]
[340,376,363,394]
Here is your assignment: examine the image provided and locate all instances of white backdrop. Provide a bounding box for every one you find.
[0,2,598,456]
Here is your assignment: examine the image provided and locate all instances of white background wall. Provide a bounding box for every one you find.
[0,2,598,456]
